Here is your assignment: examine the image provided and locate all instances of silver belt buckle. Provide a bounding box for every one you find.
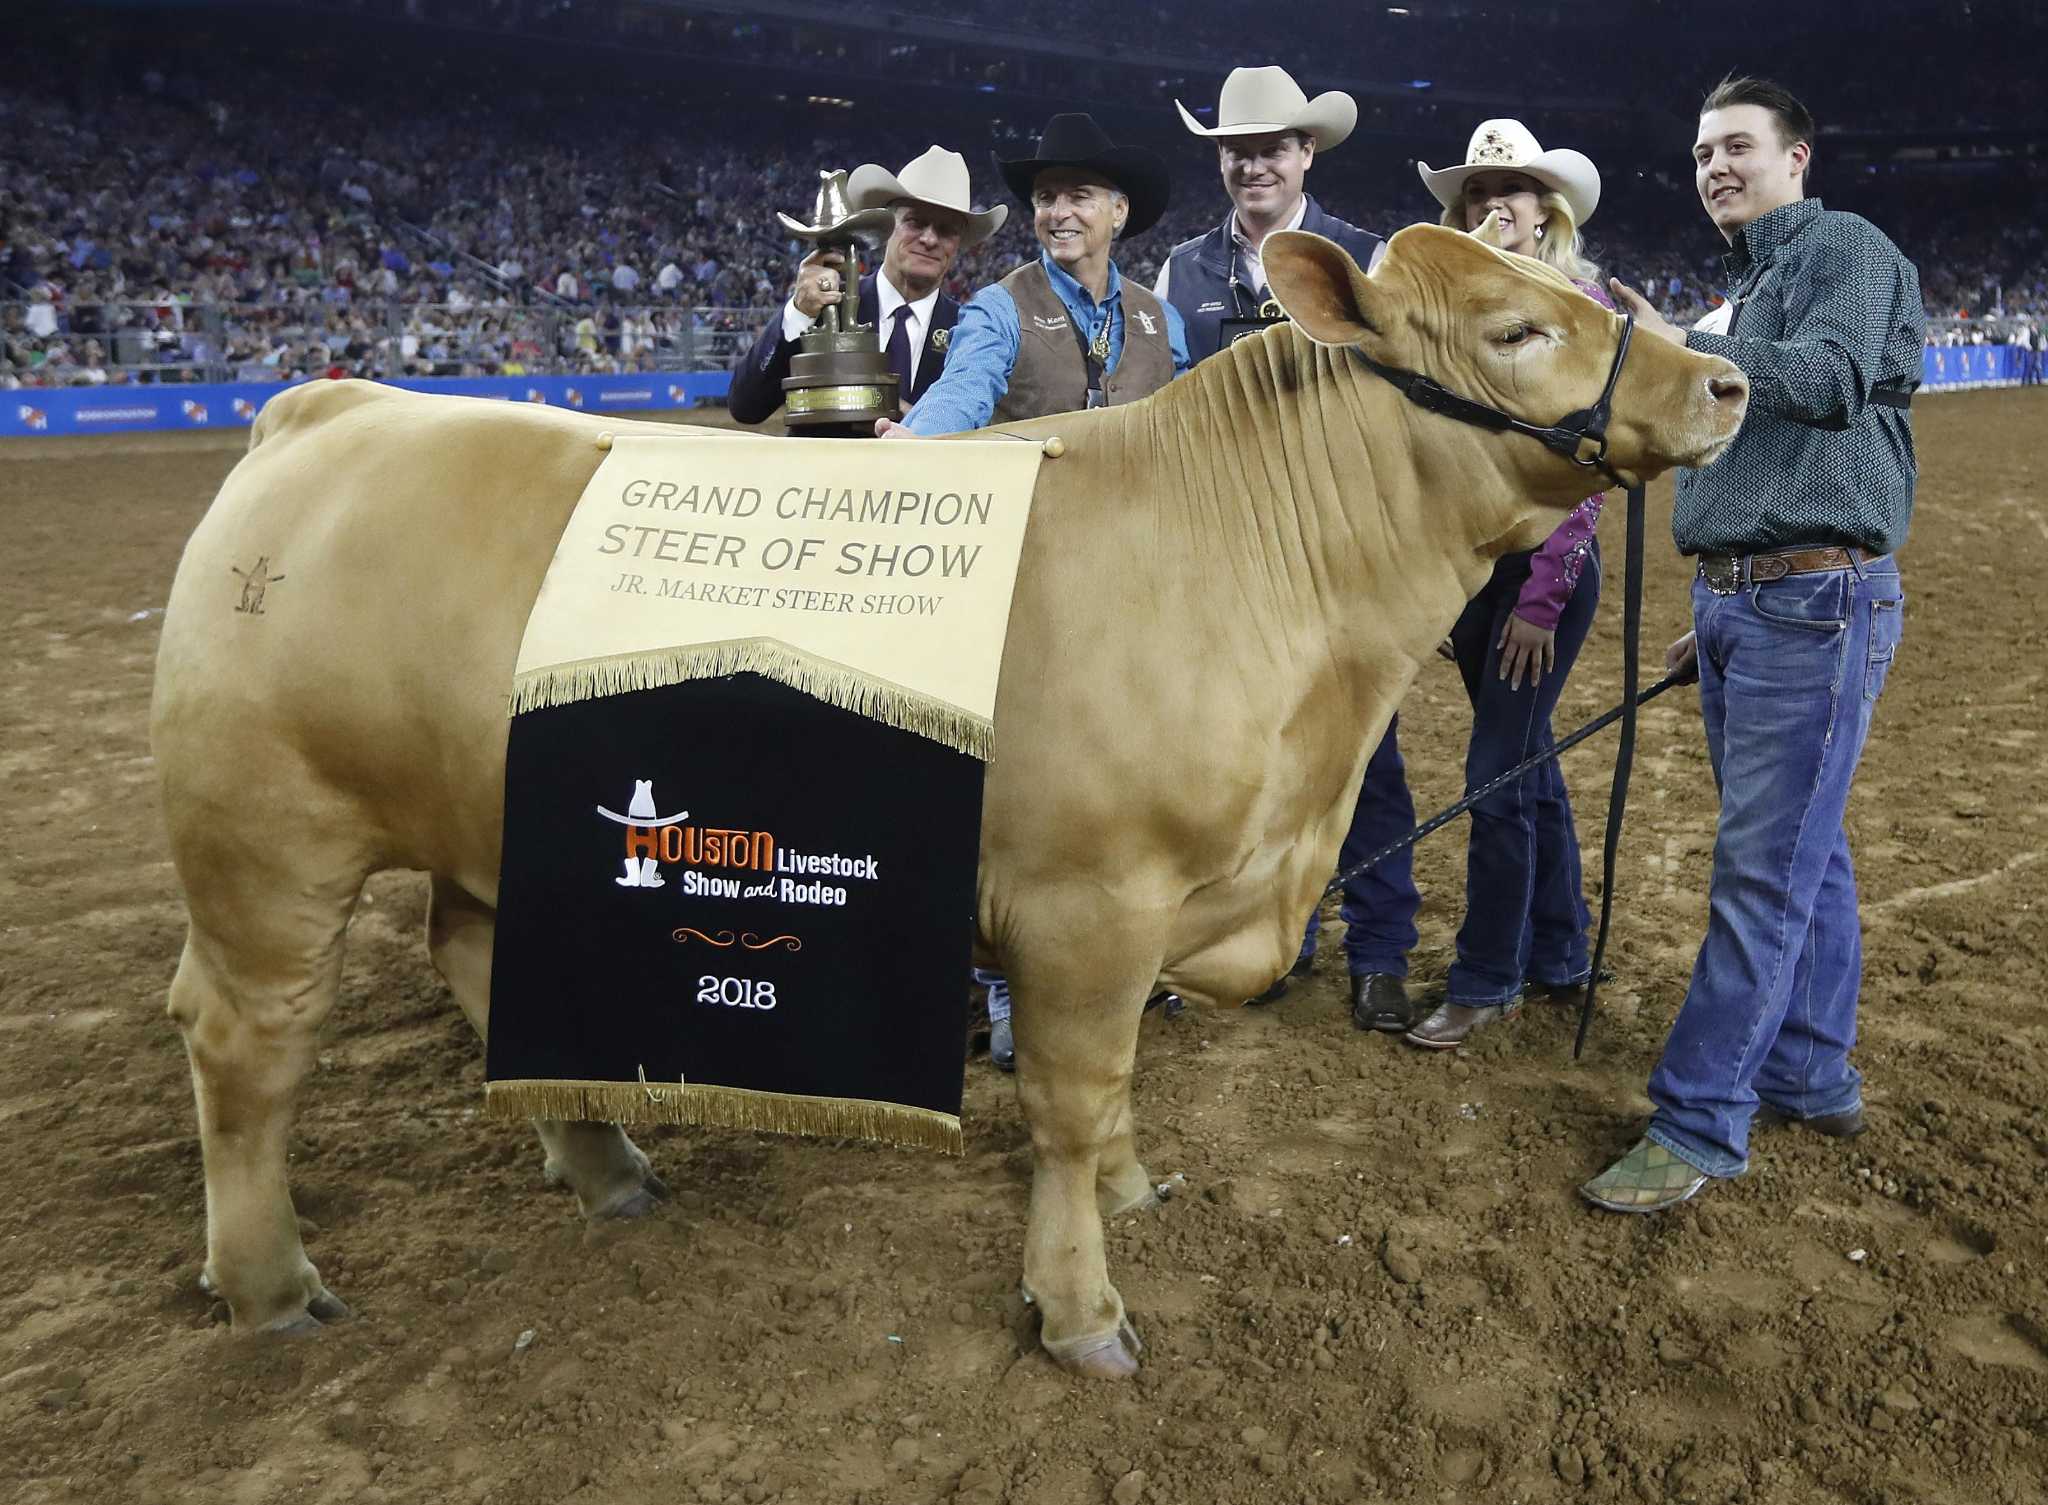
[1699,555,1742,595]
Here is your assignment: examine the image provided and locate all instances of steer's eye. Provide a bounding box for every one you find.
[1498,324,1532,346]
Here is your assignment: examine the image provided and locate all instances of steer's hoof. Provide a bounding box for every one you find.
[250,1287,350,1336]
[203,1265,349,1333]
[1042,1315,1144,1379]
[307,1288,352,1322]
[593,1173,670,1221]
[258,1310,326,1338]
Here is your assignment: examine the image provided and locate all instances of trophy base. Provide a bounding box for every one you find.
[781,337,900,437]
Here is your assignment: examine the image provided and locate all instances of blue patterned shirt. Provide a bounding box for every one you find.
[1675,198,1924,556]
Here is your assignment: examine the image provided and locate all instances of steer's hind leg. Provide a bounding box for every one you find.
[168,844,364,1334]
[1009,932,1158,1379]
[426,877,667,1219]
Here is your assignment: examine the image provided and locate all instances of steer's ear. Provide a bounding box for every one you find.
[1265,230,1384,347]
[1469,209,1508,249]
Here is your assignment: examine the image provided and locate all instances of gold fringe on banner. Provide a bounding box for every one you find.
[508,637,992,761]
[485,1077,964,1156]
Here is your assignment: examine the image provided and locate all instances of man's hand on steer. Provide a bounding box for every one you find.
[794,249,849,320]
[1606,278,1685,347]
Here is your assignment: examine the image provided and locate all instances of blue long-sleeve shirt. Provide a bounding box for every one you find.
[903,250,1192,435]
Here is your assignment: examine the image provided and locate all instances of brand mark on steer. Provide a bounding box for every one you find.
[231,556,285,615]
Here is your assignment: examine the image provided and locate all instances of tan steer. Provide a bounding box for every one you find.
[152,225,1746,1375]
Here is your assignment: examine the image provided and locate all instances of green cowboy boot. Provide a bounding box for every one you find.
[1580,1138,1710,1214]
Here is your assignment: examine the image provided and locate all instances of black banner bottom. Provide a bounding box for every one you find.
[486,671,983,1153]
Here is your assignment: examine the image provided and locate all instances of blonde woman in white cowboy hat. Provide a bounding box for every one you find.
[1400,120,1616,1051]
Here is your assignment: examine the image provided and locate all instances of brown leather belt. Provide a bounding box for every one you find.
[1697,545,1874,595]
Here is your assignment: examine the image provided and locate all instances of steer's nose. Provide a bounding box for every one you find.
[1707,369,1748,406]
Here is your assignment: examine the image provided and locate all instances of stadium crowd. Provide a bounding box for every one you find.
[6,8,2045,390]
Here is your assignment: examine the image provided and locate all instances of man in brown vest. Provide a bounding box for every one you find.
[880,113,1189,441]
[879,114,1188,1068]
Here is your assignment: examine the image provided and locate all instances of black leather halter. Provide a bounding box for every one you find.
[1356,310,1638,491]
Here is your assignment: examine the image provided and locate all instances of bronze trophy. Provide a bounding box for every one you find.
[775,170,901,436]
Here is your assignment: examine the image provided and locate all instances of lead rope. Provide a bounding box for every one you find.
[1573,479,1646,1059]
[1319,668,1681,903]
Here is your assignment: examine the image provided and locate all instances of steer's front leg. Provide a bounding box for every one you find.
[1008,934,1157,1379]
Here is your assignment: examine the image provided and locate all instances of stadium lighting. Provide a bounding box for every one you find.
[1387,6,1410,13]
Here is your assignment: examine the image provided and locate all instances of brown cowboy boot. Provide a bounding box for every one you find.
[1403,998,1520,1050]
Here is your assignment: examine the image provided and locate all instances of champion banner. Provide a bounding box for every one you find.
[487,432,1045,1153]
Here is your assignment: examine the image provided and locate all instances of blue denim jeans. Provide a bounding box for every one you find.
[1647,557,1904,1178]
[1300,717,1420,976]
[1444,543,1600,1004]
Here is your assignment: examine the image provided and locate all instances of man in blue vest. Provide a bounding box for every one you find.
[1157,68,1416,1032]
[1156,67,1385,360]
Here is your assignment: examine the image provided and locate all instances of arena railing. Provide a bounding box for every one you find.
[2,302,774,386]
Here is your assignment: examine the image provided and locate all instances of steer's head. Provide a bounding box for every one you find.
[1264,224,1747,494]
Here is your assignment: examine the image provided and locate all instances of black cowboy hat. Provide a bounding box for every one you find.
[993,113,1171,240]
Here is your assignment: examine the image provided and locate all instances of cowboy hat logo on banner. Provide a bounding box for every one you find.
[597,779,689,888]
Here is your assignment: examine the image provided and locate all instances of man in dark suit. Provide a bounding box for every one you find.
[728,147,1008,425]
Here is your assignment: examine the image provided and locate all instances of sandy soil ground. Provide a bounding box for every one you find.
[3,392,2045,1505]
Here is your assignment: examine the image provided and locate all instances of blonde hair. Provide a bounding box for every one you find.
[1441,188,1600,284]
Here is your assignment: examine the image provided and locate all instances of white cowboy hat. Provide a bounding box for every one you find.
[596,778,689,827]
[1418,119,1602,226]
[847,147,1008,248]
[1174,66,1356,153]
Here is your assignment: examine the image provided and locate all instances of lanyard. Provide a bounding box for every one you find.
[1064,302,1114,406]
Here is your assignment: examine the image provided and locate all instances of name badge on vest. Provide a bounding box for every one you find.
[1219,297,1291,348]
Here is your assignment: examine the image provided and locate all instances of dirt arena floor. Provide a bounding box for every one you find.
[3,391,2045,1505]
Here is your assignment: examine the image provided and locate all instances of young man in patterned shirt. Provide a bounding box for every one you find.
[1588,77,1924,1212]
